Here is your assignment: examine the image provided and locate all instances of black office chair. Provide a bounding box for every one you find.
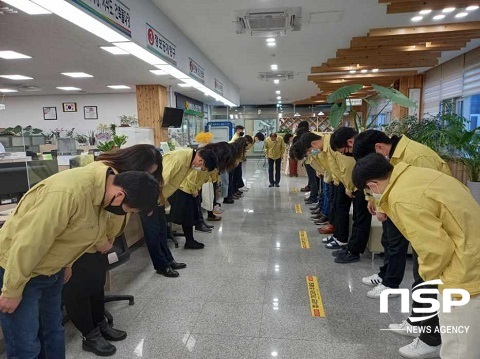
[104,234,135,325]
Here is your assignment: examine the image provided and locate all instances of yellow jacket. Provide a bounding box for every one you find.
[0,162,114,298]
[162,148,195,199]
[179,169,217,194]
[378,163,480,296]
[314,133,341,184]
[336,155,356,194]
[265,136,286,160]
[228,133,242,144]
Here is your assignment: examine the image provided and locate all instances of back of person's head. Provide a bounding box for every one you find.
[113,172,159,212]
[233,137,248,159]
[300,132,322,150]
[197,148,218,171]
[294,128,309,140]
[331,127,359,151]
[290,140,307,160]
[270,132,277,139]
[254,132,265,142]
[244,134,253,145]
[283,133,293,144]
[203,142,236,172]
[297,121,309,130]
[235,125,245,132]
[352,153,394,190]
[353,130,391,160]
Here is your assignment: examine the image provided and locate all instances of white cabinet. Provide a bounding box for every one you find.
[115,127,155,148]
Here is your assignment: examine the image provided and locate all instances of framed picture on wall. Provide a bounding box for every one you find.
[84,106,98,119]
[62,102,77,112]
[43,107,57,120]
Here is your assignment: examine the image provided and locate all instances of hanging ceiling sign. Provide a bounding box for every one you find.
[146,22,177,66]
[71,0,131,37]
[214,78,224,95]
[189,58,205,84]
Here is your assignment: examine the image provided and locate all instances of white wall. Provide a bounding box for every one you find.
[0,93,137,134]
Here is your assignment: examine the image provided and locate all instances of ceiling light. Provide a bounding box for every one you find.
[442,7,456,13]
[0,74,33,80]
[278,113,283,118]
[150,69,167,76]
[467,5,479,11]
[318,111,325,116]
[113,42,167,66]
[267,42,276,47]
[273,79,280,84]
[433,14,446,20]
[31,0,128,43]
[107,85,130,89]
[100,46,129,55]
[271,64,278,70]
[1,0,50,15]
[411,16,423,22]
[361,69,368,73]
[56,87,81,91]
[275,90,281,95]
[349,70,356,74]
[0,50,31,59]
[266,38,276,43]
[61,72,93,78]
[155,64,189,80]
[0,88,18,93]
[294,112,301,117]
[276,96,281,100]
[372,68,379,73]
[455,12,469,18]
[178,83,192,88]
[419,9,432,15]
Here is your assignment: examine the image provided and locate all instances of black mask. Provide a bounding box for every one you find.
[344,152,354,157]
[105,195,127,216]
[239,132,244,136]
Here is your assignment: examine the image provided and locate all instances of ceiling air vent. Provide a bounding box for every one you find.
[17,85,43,92]
[258,71,294,83]
[234,7,302,37]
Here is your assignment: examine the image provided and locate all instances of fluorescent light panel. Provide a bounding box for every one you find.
[267,42,276,47]
[0,88,18,93]
[113,42,167,66]
[150,69,167,76]
[100,46,129,55]
[0,74,33,80]
[442,7,456,13]
[61,72,93,78]
[273,79,280,84]
[56,87,81,91]
[31,0,128,42]
[0,50,31,59]
[455,12,468,18]
[2,0,50,14]
[411,16,423,22]
[433,14,446,20]
[178,84,192,88]
[271,64,278,70]
[107,85,130,89]
[275,90,281,94]
[419,9,432,15]
[349,70,356,74]
[467,5,479,11]
[155,64,189,79]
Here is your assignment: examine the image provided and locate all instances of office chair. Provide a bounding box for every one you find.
[104,234,134,325]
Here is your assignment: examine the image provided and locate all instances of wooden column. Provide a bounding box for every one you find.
[392,74,424,120]
[136,85,168,145]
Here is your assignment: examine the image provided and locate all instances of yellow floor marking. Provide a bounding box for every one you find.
[292,187,298,193]
[295,204,302,214]
[299,230,310,249]
[306,276,326,318]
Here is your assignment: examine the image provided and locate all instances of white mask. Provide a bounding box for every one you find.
[369,183,382,201]
[192,166,202,171]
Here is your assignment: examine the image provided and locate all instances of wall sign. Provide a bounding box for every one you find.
[214,78,224,95]
[71,0,131,37]
[43,107,57,120]
[189,58,205,84]
[146,23,176,66]
[84,106,98,119]
[175,93,203,117]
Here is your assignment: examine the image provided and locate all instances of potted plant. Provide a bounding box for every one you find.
[88,130,96,146]
[75,133,88,145]
[119,115,138,127]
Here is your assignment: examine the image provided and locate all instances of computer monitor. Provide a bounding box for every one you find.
[161,107,184,128]
[0,162,29,198]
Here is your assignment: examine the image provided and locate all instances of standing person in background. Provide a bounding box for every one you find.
[283,133,298,177]
[265,133,286,187]
[229,125,245,143]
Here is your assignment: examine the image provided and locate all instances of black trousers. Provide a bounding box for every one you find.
[232,162,243,191]
[408,250,442,346]
[378,218,409,288]
[268,158,281,185]
[228,169,236,197]
[347,190,372,254]
[328,182,336,224]
[332,183,351,243]
[63,252,108,336]
[305,164,319,201]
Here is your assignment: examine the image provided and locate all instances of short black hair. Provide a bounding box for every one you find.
[290,140,307,160]
[297,121,309,130]
[244,134,253,144]
[202,142,235,172]
[294,128,309,140]
[254,132,265,141]
[353,130,392,160]
[235,125,245,131]
[331,127,359,151]
[197,148,218,171]
[300,132,322,150]
[283,133,293,144]
[352,153,394,190]
[113,172,159,212]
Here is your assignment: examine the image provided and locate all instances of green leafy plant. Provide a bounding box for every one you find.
[96,141,116,152]
[327,84,417,130]
[112,135,127,148]
[0,125,43,136]
[119,115,138,127]
[75,134,88,144]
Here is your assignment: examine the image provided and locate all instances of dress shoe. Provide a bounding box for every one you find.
[311,214,324,220]
[305,199,317,205]
[232,194,241,200]
[82,327,116,356]
[332,247,348,257]
[300,186,310,192]
[318,224,335,234]
[223,197,234,204]
[99,320,127,341]
[207,215,222,221]
[275,184,280,187]
[202,222,214,229]
[269,184,274,187]
[314,218,329,225]
[170,261,187,270]
[156,267,179,277]
[184,240,205,249]
[195,224,212,232]
[235,191,243,196]
[315,215,329,224]
[310,208,321,215]
[334,251,360,264]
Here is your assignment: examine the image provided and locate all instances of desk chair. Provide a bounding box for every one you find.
[104,234,134,325]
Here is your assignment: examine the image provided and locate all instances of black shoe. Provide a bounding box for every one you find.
[310,208,321,215]
[223,197,234,204]
[275,184,280,187]
[235,191,243,196]
[82,327,116,356]
[334,251,360,264]
[195,224,212,232]
[170,261,187,270]
[99,320,127,341]
[314,219,329,225]
[269,184,274,187]
[156,267,180,277]
[184,240,205,249]
[332,247,348,257]
[202,222,214,229]
[309,204,320,210]
[311,214,324,220]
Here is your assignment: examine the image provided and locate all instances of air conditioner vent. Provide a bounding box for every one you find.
[17,85,43,92]
[258,71,294,83]
[234,7,302,37]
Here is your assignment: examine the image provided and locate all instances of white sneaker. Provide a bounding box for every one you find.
[367,284,400,299]
[362,273,383,286]
[399,338,441,358]
[239,187,249,192]
[322,235,336,243]
[389,320,419,338]
[304,192,310,198]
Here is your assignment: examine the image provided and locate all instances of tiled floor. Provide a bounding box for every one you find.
[18,160,418,358]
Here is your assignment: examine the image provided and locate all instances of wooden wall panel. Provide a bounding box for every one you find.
[136,85,168,146]
[392,74,424,119]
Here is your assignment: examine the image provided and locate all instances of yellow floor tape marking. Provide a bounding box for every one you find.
[306,276,326,318]
[295,204,302,214]
[292,187,298,193]
[299,230,310,249]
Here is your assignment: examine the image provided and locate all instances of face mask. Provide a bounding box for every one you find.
[344,152,354,157]
[311,149,320,155]
[239,132,244,136]
[105,195,127,216]
[192,166,202,171]
[369,183,382,201]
